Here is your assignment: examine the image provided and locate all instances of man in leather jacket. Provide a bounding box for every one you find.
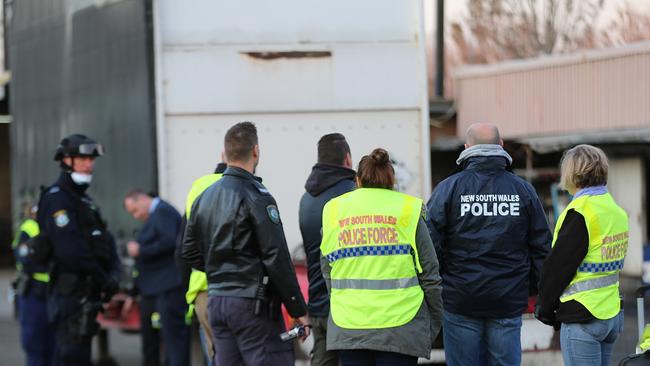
[38,134,121,366]
[183,121,309,366]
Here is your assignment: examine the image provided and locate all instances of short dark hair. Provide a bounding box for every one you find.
[356,148,395,189]
[224,122,258,163]
[124,189,150,202]
[317,133,350,165]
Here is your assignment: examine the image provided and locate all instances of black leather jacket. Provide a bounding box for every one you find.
[182,166,307,318]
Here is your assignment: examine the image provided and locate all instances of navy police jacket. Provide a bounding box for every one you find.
[38,173,120,290]
[135,199,183,296]
[426,156,551,318]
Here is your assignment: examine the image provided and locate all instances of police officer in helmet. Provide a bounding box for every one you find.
[38,134,120,366]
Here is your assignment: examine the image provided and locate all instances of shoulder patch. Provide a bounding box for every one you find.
[53,210,70,227]
[48,186,61,194]
[266,205,281,224]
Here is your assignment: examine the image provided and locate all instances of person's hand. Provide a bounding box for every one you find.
[294,315,311,342]
[127,241,140,257]
[534,304,558,329]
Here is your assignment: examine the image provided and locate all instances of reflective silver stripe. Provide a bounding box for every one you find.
[331,277,419,290]
[561,273,619,298]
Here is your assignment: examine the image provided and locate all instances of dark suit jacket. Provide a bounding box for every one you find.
[136,199,183,296]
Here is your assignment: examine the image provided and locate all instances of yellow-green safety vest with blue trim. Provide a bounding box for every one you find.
[185,172,223,305]
[13,219,50,283]
[321,188,424,329]
[554,192,628,320]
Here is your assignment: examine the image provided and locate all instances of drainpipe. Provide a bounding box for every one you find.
[435,0,444,99]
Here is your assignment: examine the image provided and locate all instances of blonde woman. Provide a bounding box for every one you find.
[536,144,628,366]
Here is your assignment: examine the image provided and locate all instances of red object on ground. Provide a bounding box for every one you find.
[526,296,536,314]
[97,292,141,332]
[282,263,310,329]
[96,264,309,334]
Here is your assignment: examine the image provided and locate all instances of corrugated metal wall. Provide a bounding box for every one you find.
[8,0,157,243]
[455,42,650,138]
[0,124,11,263]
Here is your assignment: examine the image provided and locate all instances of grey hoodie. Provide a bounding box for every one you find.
[456,144,513,165]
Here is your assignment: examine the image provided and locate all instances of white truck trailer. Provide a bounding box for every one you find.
[152,0,432,252]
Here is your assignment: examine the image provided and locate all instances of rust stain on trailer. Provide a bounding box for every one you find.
[241,51,331,60]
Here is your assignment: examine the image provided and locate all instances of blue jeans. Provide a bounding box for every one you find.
[560,311,624,366]
[443,310,522,366]
[198,325,214,366]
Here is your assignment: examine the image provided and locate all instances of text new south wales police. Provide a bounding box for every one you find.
[459,194,520,217]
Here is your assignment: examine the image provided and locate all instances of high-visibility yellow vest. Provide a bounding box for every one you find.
[185,269,207,305]
[12,219,39,248]
[13,219,50,283]
[185,173,223,305]
[639,325,650,351]
[321,188,424,329]
[186,173,223,219]
[555,192,628,320]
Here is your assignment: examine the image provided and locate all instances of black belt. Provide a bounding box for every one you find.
[53,272,94,297]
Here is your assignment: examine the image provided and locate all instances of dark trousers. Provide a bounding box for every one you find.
[139,286,191,366]
[139,295,161,366]
[49,294,93,366]
[208,296,294,366]
[339,350,418,366]
[18,284,56,366]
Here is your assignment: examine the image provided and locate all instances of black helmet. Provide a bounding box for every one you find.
[54,134,104,161]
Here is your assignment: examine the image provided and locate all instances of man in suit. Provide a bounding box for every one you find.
[124,190,190,366]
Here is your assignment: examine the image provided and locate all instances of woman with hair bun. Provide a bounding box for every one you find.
[320,148,443,366]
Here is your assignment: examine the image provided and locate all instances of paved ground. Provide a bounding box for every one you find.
[0,267,644,365]
[0,268,149,366]
[0,268,312,366]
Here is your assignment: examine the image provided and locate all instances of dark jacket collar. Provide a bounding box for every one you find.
[214,162,227,174]
[461,156,510,172]
[305,163,356,196]
[224,166,262,182]
[55,172,88,195]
